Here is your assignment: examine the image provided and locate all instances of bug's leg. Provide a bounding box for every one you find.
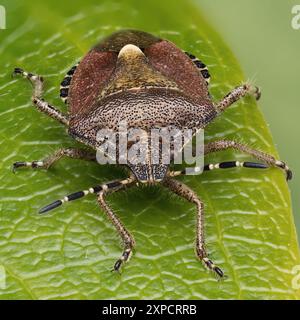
[12,67,69,125]
[215,83,261,113]
[204,140,292,180]
[162,177,224,279]
[97,186,136,273]
[12,148,96,172]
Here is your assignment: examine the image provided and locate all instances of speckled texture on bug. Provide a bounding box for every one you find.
[66,30,216,181]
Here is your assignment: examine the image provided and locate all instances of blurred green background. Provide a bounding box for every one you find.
[199,0,300,241]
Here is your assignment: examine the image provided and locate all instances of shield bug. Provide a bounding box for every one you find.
[12,29,292,278]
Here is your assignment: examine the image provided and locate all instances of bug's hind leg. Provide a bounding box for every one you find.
[12,68,69,125]
[204,140,292,180]
[215,83,261,113]
[162,177,225,279]
[12,148,96,172]
[97,187,136,272]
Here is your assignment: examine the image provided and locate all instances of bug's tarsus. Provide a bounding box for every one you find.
[12,67,69,126]
[12,67,24,77]
[111,247,132,273]
[202,257,225,279]
[286,170,293,181]
[12,160,44,173]
[215,268,228,282]
[275,160,293,181]
[12,161,27,173]
[214,266,225,278]
[253,85,261,101]
[215,83,261,113]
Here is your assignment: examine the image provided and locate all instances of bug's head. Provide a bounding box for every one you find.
[128,163,169,184]
[125,131,170,184]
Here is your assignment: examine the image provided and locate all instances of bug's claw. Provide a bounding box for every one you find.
[254,86,261,100]
[111,248,132,273]
[12,68,36,81]
[216,272,228,282]
[214,266,226,280]
[286,169,293,181]
[11,163,17,173]
[203,257,226,280]
[275,160,292,181]
[12,161,26,173]
[111,259,123,273]
[12,67,24,77]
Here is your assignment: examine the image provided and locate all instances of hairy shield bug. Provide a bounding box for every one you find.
[12,30,292,278]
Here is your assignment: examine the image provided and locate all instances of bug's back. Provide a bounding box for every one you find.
[68,30,213,118]
[67,30,217,182]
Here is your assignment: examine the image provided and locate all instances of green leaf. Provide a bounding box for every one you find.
[0,0,299,300]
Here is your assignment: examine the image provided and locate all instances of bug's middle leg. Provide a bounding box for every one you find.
[97,190,136,272]
[162,177,224,278]
[13,68,69,125]
[12,148,96,172]
[215,83,261,113]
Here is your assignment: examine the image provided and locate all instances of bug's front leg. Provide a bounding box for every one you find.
[162,177,224,279]
[12,68,69,125]
[12,148,96,172]
[215,83,261,113]
[204,140,292,180]
[97,188,136,273]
